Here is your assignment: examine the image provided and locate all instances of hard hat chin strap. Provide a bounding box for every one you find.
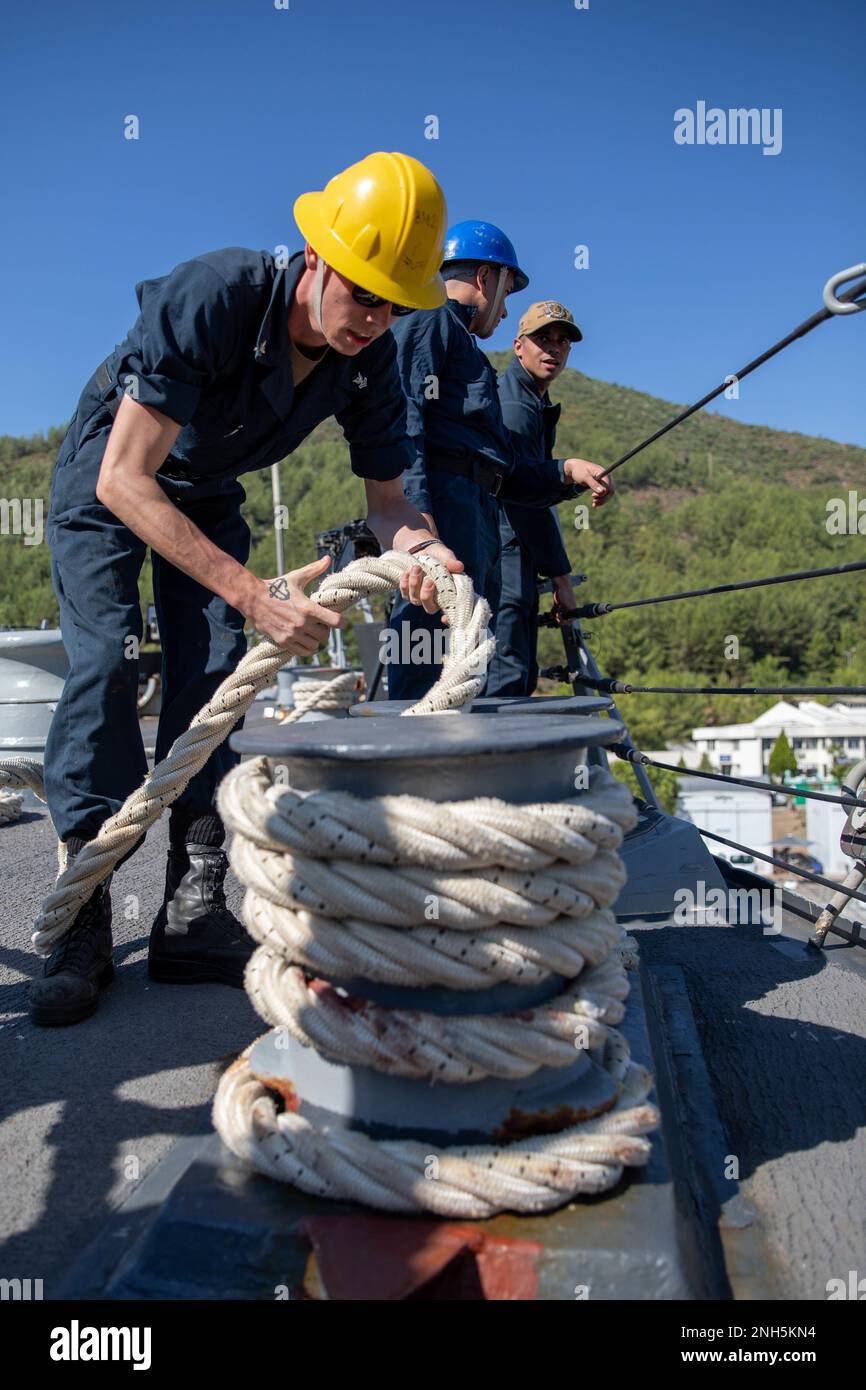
[311,256,326,336]
[474,264,510,338]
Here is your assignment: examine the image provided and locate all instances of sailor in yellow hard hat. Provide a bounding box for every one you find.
[34,152,462,1028]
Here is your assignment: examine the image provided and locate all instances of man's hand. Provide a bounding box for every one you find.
[363,479,466,619]
[551,574,577,622]
[245,555,344,652]
[398,541,464,617]
[563,459,615,507]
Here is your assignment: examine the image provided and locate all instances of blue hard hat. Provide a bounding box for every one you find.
[441,219,529,292]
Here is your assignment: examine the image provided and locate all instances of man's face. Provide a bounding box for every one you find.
[308,249,405,355]
[516,325,573,383]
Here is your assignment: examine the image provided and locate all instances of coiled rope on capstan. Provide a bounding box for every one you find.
[0,550,491,956]
[212,760,660,1214]
[218,755,628,989]
[275,669,362,722]
[245,954,629,1082]
[214,1028,657,1218]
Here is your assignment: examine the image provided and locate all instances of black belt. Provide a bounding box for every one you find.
[428,451,505,497]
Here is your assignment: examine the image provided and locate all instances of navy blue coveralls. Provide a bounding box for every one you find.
[46,249,411,845]
[385,298,578,700]
[485,357,571,697]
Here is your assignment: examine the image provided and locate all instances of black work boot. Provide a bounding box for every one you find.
[148,843,253,988]
[29,847,114,1027]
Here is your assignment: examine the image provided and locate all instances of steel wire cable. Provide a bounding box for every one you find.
[576,265,866,488]
[608,744,866,810]
[567,675,866,699]
[567,558,866,620]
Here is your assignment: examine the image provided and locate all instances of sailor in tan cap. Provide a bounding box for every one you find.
[486,299,604,696]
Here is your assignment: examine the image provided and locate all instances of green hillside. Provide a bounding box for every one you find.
[2,363,864,758]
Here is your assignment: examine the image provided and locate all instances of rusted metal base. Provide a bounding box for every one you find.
[248,1029,618,1146]
[55,970,744,1301]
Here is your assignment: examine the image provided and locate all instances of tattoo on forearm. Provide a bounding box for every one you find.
[269,577,290,600]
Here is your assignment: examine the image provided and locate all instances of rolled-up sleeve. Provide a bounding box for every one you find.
[115,260,239,426]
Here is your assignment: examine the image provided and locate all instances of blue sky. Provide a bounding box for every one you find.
[1,0,863,447]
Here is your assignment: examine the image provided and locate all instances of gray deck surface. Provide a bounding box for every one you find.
[0,776,258,1296]
[1,736,865,1300]
[636,914,866,1300]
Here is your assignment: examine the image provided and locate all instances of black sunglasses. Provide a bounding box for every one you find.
[350,283,414,316]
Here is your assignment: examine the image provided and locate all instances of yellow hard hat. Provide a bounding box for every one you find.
[294,152,448,310]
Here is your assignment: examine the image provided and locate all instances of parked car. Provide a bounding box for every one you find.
[776,846,823,875]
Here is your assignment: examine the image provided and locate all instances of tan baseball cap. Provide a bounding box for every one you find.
[517,300,582,342]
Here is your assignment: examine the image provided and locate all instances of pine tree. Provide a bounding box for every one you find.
[768,731,797,780]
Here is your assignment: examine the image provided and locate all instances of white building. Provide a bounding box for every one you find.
[691,701,866,781]
[805,796,849,878]
[677,778,773,865]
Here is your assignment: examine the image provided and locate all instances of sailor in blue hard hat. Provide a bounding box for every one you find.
[385,219,613,700]
[440,219,530,335]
